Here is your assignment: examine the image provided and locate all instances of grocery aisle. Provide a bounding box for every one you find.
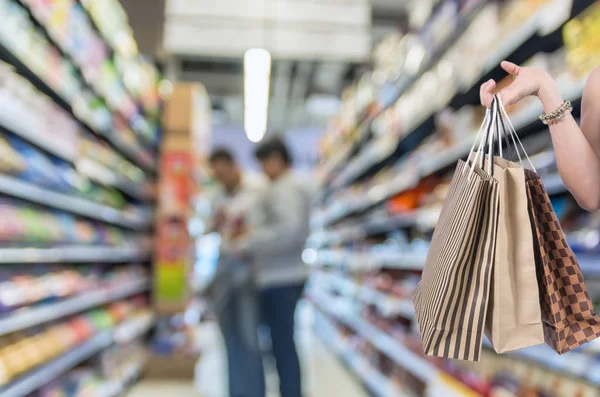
[127,303,368,397]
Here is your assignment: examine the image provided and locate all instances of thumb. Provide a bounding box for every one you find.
[501,61,521,76]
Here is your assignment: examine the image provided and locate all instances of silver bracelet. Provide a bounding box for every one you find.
[539,101,572,125]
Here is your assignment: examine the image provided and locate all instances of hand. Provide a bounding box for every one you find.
[221,238,250,259]
[480,61,558,108]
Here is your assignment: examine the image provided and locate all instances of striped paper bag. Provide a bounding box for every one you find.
[414,159,499,361]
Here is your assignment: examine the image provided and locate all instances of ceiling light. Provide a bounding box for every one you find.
[244,48,271,143]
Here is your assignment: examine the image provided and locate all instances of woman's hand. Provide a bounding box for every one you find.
[480,61,558,108]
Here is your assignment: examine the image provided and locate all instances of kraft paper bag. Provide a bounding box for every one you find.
[484,155,544,353]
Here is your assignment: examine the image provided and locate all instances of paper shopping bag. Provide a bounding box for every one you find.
[484,156,544,353]
[414,160,499,361]
[525,170,600,354]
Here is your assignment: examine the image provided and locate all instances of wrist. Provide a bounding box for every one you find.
[538,77,563,112]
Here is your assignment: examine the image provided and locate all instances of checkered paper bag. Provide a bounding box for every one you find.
[525,170,600,354]
[414,108,499,361]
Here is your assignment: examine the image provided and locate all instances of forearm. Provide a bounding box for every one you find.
[540,87,600,211]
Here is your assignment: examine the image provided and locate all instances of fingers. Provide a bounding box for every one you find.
[479,79,496,108]
[501,61,521,76]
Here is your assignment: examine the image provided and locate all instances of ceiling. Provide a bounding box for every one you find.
[121,0,412,131]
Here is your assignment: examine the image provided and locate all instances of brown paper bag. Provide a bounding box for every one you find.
[484,156,544,353]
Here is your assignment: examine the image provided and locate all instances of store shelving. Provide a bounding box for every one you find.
[0,174,148,230]
[314,310,412,397]
[0,1,155,172]
[315,275,600,392]
[0,314,154,397]
[0,245,150,264]
[319,1,488,188]
[322,272,415,319]
[313,248,426,271]
[320,0,590,197]
[311,292,443,386]
[483,340,600,387]
[0,1,157,396]
[0,278,149,336]
[0,330,113,397]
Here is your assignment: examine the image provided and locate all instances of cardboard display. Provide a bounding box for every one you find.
[155,82,211,314]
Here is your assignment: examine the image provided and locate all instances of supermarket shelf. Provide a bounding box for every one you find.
[0,174,149,230]
[0,278,150,336]
[312,295,439,384]
[0,113,76,163]
[0,245,150,264]
[0,330,114,397]
[360,288,415,320]
[331,135,399,189]
[322,272,415,319]
[482,339,600,387]
[72,0,154,130]
[113,312,155,344]
[318,172,419,227]
[320,2,487,190]
[320,116,374,186]
[312,212,417,247]
[0,4,155,172]
[377,1,486,111]
[315,248,426,271]
[322,1,588,194]
[314,312,411,397]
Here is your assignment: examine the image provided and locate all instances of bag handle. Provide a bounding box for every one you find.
[468,96,499,177]
[495,94,537,172]
[463,106,491,175]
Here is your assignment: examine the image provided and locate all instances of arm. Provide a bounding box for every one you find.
[244,183,305,256]
[481,62,600,211]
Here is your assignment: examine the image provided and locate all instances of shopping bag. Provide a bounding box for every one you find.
[495,95,600,354]
[525,170,600,354]
[414,108,499,361]
[483,100,544,353]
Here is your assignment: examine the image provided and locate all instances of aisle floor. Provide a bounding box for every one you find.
[127,303,367,397]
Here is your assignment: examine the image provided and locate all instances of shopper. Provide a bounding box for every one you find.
[238,138,313,397]
[208,148,265,397]
[480,61,600,211]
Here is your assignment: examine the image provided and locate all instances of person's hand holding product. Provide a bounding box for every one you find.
[480,61,600,212]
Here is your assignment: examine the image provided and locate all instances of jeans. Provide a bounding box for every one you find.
[260,284,305,397]
[218,282,265,397]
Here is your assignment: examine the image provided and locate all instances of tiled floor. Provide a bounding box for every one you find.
[127,303,367,397]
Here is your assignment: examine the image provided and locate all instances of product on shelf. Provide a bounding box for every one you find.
[0,60,81,160]
[0,298,147,388]
[0,265,147,313]
[36,340,147,397]
[0,199,142,246]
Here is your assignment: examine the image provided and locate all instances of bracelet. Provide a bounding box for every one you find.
[539,100,572,125]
